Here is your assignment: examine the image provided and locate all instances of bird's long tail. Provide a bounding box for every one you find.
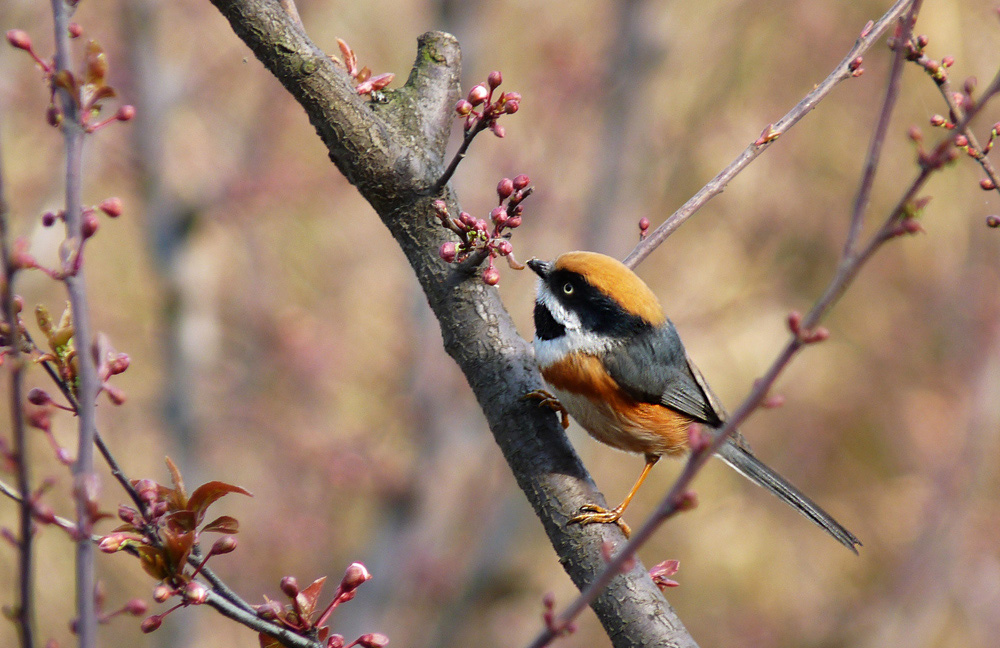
[716,440,862,553]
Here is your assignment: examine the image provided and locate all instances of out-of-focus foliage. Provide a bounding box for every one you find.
[1,1,998,647]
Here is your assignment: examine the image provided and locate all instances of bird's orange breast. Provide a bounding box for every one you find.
[540,352,691,457]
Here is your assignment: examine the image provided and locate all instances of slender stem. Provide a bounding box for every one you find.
[204,591,321,648]
[844,0,920,254]
[429,118,489,194]
[623,0,916,269]
[50,2,100,645]
[0,128,35,648]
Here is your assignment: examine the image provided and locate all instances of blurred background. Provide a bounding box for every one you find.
[1,0,999,646]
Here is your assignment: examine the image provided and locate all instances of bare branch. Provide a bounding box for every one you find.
[623,0,916,269]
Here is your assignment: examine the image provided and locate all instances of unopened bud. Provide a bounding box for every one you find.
[280,576,299,597]
[490,206,508,226]
[27,388,51,406]
[929,114,947,127]
[942,56,954,68]
[482,266,500,286]
[512,174,530,190]
[467,84,489,106]
[907,126,922,142]
[495,240,513,256]
[986,215,1000,228]
[6,30,32,51]
[98,197,123,217]
[211,536,237,555]
[497,177,514,200]
[255,600,282,619]
[42,211,57,227]
[340,562,372,591]
[140,615,162,633]
[487,71,502,89]
[954,134,969,147]
[82,212,99,239]
[439,241,457,263]
[981,178,996,190]
[68,23,83,38]
[503,100,519,114]
[115,105,136,122]
[454,99,473,116]
[506,215,522,228]
[490,122,505,138]
[184,581,208,605]
[152,585,173,603]
[125,599,148,616]
[355,633,390,648]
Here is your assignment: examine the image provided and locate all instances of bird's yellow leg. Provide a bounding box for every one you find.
[569,455,660,538]
[524,389,570,429]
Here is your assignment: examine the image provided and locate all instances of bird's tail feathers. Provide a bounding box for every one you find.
[716,441,862,553]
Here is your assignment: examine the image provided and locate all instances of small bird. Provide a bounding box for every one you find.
[527,251,861,551]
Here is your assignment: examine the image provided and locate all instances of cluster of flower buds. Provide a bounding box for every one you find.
[6,28,135,132]
[434,175,531,285]
[787,310,831,344]
[889,28,953,85]
[253,563,385,648]
[335,38,394,96]
[454,71,521,138]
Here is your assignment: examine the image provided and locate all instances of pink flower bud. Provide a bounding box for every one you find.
[458,212,476,228]
[512,174,530,190]
[6,30,31,51]
[27,388,51,406]
[125,599,149,616]
[140,615,162,633]
[929,114,946,127]
[280,576,299,597]
[254,600,282,619]
[503,92,522,103]
[942,56,954,68]
[98,197,123,217]
[981,178,996,190]
[46,105,61,127]
[116,105,136,122]
[506,215,522,228]
[497,177,514,200]
[487,71,502,89]
[211,536,238,555]
[986,215,1000,228]
[495,240,513,256]
[184,581,208,604]
[490,206,508,226]
[503,100,519,114]
[454,100,473,116]
[68,23,83,38]
[82,212,99,238]
[340,562,372,591]
[467,84,489,106]
[907,126,922,143]
[639,217,650,232]
[490,122,505,138]
[439,241,457,263]
[431,200,448,216]
[954,134,969,147]
[482,266,500,286]
[355,633,390,648]
[327,634,346,648]
[153,585,172,603]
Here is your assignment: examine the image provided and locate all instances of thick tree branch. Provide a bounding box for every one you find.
[208,1,693,645]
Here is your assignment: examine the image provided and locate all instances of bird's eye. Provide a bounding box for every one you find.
[562,282,574,295]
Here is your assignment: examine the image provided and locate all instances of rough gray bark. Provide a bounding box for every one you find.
[207,1,697,646]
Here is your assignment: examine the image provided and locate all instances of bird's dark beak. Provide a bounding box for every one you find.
[527,258,552,279]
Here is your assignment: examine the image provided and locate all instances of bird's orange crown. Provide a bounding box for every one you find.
[552,251,666,326]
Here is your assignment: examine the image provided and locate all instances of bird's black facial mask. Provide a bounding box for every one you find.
[544,269,652,339]
[533,301,565,340]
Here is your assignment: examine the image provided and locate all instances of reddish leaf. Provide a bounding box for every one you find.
[165,457,188,504]
[187,481,251,525]
[201,515,240,534]
[296,577,327,621]
[161,526,195,570]
[52,70,80,106]
[165,510,197,533]
[136,546,169,580]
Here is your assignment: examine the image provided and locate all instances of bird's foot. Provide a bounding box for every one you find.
[524,389,570,429]
[569,504,631,538]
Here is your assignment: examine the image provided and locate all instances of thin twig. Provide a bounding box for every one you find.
[428,118,490,194]
[623,0,916,269]
[845,1,921,254]
[49,1,100,644]
[0,124,35,648]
